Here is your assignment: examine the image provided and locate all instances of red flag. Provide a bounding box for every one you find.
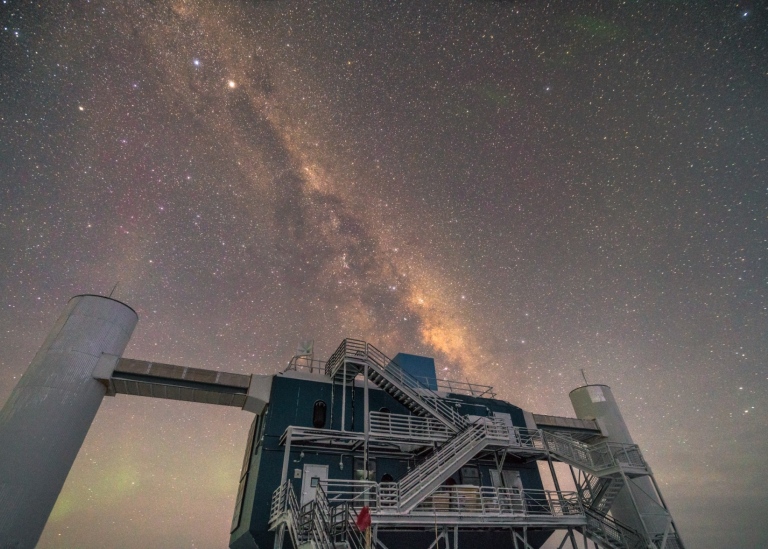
[356,506,371,531]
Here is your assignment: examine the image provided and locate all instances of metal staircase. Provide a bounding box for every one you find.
[379,418,509,513]
[585,509,645,549]
[271,482,364,549]
[579,473,624,515]
[543,431,686,549]
[542,431,649,477]
[325,339,466,432]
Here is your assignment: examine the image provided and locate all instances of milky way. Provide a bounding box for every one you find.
[1,1,766,548]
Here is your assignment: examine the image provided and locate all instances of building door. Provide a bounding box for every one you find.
[490,469,523,490]
[502,470,523,490]
[300,464,329,507]
[493,412,519,445]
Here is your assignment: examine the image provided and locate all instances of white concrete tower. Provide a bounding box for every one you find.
[0,295,138,548]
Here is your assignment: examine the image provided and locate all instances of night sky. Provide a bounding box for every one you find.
[1,1,766,548]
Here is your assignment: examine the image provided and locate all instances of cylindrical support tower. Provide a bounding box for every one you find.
[570,385,668,541]
[0,295,138,548]
[570,384,636,444]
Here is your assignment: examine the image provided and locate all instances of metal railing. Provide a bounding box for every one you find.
[321,479,583,521]
[653,533,684,549]
[368,342,468,429]
[330,502,365,549]
[507,426,546,451]
[272,481,366,549]
[307,486,334,549]
[270,481,304,548]
[369,411,456,443]
[394,419,510,509]
[285,355,328,374]
[544,431,648,474]
[325,338,368,374]
[410,376,497,398]
[325,339,468,430]
[370,412,545,451]
[586,508,646,549]
[323,479,378,506]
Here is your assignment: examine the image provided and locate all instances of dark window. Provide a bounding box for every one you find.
[460,466,481,486]
[313,400,327,428]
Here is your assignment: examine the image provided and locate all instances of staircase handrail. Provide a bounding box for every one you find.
[392,418,512,510]
[325,339,468,430]
[337,503,366,549]
[270,481,303,548]
[577,472,603,507]
[652,532,684,549]
[544,431,647,474]
[585,508,646,549]
[396,422,486,499]
[308,484,335,549]
[366,342,468,429]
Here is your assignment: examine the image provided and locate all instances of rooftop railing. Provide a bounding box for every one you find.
[284,355,328,375]
[409,376,497,399]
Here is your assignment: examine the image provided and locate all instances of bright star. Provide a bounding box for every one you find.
[228,80,236,88]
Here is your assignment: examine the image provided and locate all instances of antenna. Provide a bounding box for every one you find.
[108,282,119,298]
[296,339,314,357]
[581,368,589,385]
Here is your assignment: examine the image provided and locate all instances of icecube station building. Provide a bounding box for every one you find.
[0,295,685,549]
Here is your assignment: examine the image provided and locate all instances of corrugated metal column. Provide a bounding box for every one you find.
[0,295,138,549]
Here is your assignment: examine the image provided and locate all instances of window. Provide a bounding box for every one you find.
[313,400,327,428]
[460,466,481,486]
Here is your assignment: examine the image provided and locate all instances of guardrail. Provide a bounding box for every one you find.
[410,376,497,398]
[586,508,645,549]
[544,431,647,473]
[269,481,304,548]
[285,355,328,374]
[320,479,583,520]
[394,419,511,508]
[653,533,684,549]
[369,411,456,442]
[325,339,468,430]
[367,342,468,429]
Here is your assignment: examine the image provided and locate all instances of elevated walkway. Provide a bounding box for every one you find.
[99,358,251,407]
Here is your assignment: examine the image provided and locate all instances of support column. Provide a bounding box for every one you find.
[363,360,370,475]
[280,428,293,485]
[341,362,347,431]
[0,295,138,549]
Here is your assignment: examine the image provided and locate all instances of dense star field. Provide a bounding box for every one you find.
[1,1,766,547]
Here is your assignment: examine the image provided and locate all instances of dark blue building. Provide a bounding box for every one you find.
[228,339,648,549]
